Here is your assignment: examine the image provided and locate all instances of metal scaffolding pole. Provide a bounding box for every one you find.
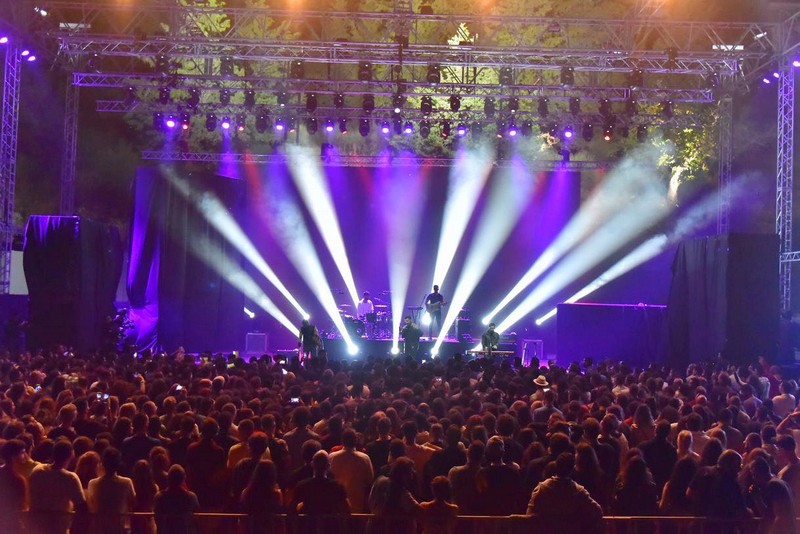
[717,96,733,235]
[60,82,79,215]
[777,59,795,312]
[0,45,21,295]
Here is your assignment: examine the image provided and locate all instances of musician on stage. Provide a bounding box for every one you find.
[298,319,322,361]
[481,323,500,355]
[356,291,374,319]
[400,316,422,358]
[425,285,446,339]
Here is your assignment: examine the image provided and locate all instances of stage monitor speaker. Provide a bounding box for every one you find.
[23,216,122,352]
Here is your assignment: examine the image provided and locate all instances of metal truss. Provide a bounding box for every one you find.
[140,150,610,170]
[60,83,79,215]
[777,59,794,312]
[782,252,800,263]
[0,45,21,295]
[716,96,732,235]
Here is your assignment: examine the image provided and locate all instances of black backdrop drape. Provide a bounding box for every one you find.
[667,234,779,368]
[127,167,245,353]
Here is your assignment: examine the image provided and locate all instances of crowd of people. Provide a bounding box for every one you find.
[0,346,798,534]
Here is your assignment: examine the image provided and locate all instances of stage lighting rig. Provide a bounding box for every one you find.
[569,97,581,115]
[661,99,674,119]
[220,116,232,130]
[359,119,370,136]
[628,68,644,88]
[325,118,335,133]
[625,97,638,115]
[484,97,496,117]
[404,121,414,134]
[243,89,256,109]
[449,94,461,112]
[603,123,614,141]
[521,120,533,137]
[236,114,246,132]
[155,54,170,75]
[393,117,403,135]
[421,96,433,115]
[537,97,549,118]
[636,125,648,142]
[255,111,270,133]
[334,93,345,108]
[562,125,574,140]
[507,121,518,137]
[427,64,441,84]
[456,123,467,137]
[158,86,171,105]
[306,117,318,134]
[290,60,304,79]
[306,93,317,113]
[220,56,235,77]
[362,94,375,114]
[420,120,431,138]
[180,113,191,130]
[219,89,231,105]
[599,98,611,117]
[472,122,483,137]
[152,112,163,130]
[274,117,285,131]
[381,121,390,135]
[507,97,519,114]
[582,122,594,142]
[441,121,451,138]
[125,86,138,106]
[339,118,348,134]
[666,47,678,70]
[277,91,289,108]
[205,114,218,131]
[186,88,200,109]
[392,93,405,113]
[499,66,513,86]
[560,66,575,86]
[358,61,372,82]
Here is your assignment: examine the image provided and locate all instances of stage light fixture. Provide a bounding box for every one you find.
[220,56,235,77]
[186,88,200,108]
[290,59,304,79]
[236,114,246,131]
[625,97,638,115]
[219,89,231,105]
[537,97,549,118]
[27,55,36,62]
[339,118,348,134]
[359,119,370,137]
[521,120,533,137]
[256,112,270,133]
[375,120,388,135]
[244,89,256,109]
[155,54,170,74]
[306,117,318,134]
[274,117,285,131]
[636,125,648,142]
[419,120,430,138]
[628,68,644,88]
[569,97,581,115]
[562,125,574,140]
[507,97,519,113]
[325,118,335,133]
[762,75,772,85]
[441,121,451,138]
[358,61,372,82]
[21,49,29,57]
[426,63,441,84]
[305,93,317,113]
[362,94,375,114]
[86,52,100,72]
[0,37,8,45]
[547,123,558,136]
[277,91,289,107]
[220,116,232,130]
[125,86,138,106]
[603,124,614,141]
[472,122,483,137]
[619,124,630,138]
[180,113,191,130]
[582,122,594,142]
[484,97,496,117]
[560,66,575,86]
[152,112,163,130]
[599,98,611,117]
[665,47,678,69]
[706,71,720,88]
[449,94,461,111]
[507,121,518,137]
[404,121,414,134]
[392,93,405,113]
[661,99,674,119]
[334,93,345,108]
[499,66,513,85]
[205,114,217,131]
[421,96,433,115]
[158,86,171,104]
[456,123,467,137]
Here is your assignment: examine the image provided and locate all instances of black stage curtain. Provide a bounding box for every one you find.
[23,216,122,351]
[667,234,779,368]
[127,166,245,353]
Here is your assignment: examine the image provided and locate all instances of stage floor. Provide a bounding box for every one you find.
[321,336,475,360]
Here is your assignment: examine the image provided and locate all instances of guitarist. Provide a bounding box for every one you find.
[424,285,446,339]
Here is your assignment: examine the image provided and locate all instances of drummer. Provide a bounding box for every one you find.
[357,291,374,319]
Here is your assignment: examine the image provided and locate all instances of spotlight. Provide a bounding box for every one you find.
[306,117,318,134]
[665,47,678,69]
[426,63,441,84]
[290,59,304,79]
[358,61,372,82]
[152,112,163,130]
[521,120,533,137]
[394,118,403,135]
[186,88,200,108]
[362,94,375,114]
[381,121,391,135]
[306,93,317,113]
[158,86,171,105]
[706,71,720,88]
[334,93,345,108]
[220,116,231,130]
[404,121,414,134]
[499,66,513,85]
[180,113,191,130]
[472,121,483,137]
[277,91,289,107]
[274,117,285,131]
[359,119,370,137]
[325,118,335,133]
[348,345,359,356]
[507,121,518,137]
[236,114,246,131]
[155,54,170,74]
[441,121,451,138]
[205,114,217,131]
[625,97,638,115]
[390,346,399,355]
[774,71,780,79]
[560,66,575,86]
[599,98,611,117]
[256,112,270,133]
[125,86,138,106]
[244,89,256,109]
[484,97,496,117]
[569,97,580,115]
[392,93,405,113]
[449,94,461,112]
[421,96,433,115]
[562,126,574,140]
[628,68,644,88]
[762,76,772,85]
[220,56,234,77]
[21,49,30,57]
[0,37,8,45]
[456,123,467,137]
[27,55,36,62]
[636,125,648,142]
[582,122,594,142]
[219,89,231,105]
[419,120,430,138]
[507,97,519,113]
[603,123,614,141]
[537,97,549,118]
[339,118,348,134]
[794,59,800,68]
[86,52,100,72]
[661,99,674,119]
[287,116,297,133]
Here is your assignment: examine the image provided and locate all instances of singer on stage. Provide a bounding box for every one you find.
[481,322,500,354]
[400,316,422,358]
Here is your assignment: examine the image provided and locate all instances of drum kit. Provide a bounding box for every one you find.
[338,292,393,339]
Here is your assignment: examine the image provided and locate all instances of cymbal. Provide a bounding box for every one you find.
[339,304,352,308]
[375,305,388,309]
